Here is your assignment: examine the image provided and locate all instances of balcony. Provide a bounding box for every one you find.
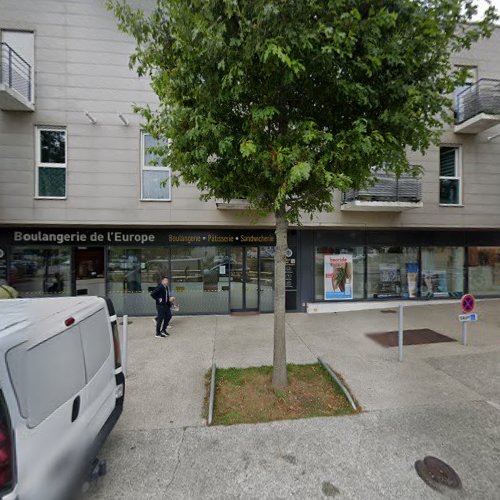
[341,173,422,212]
[0,42,34,111]
[454,79,500,134]
[215,199,252,210]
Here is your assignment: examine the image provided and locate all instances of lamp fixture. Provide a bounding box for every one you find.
[118,113,129,126]
[84,111,97,124]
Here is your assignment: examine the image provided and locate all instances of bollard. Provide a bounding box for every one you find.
[398,304,404,362]
[122,314,128,377]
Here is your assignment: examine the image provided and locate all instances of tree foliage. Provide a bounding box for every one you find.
[109,0,496,223]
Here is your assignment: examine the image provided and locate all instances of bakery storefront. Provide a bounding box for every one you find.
[0,227,276,316]
[2,227,499,315]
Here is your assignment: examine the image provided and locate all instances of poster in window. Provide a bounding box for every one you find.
[376,264,401,298]
[406,263,419,298]
[324,255,353,300]
[422,270,448,297]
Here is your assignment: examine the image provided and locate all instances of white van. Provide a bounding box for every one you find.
[0,296,125,500]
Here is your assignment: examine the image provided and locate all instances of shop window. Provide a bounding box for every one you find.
[421,247,464,298]
[315,247,364,300]
[367,247,419,299]
[141,133,171,201]
[439,146,461,205]
[9,247,71,296]
[170,247,230,314]
[107,247,169,316]
[107,246,231,315]
[468,247,500,296]
[260,246,275,312]
[36,127,67,198]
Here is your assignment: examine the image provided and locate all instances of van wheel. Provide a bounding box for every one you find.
[98,460,107,477]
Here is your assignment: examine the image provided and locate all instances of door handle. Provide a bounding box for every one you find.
[71,396,81,422]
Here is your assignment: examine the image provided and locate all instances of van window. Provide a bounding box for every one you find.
[79,309,112,380]
[7,325,86,427]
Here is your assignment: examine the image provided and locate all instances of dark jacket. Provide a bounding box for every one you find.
[150,284,171,307]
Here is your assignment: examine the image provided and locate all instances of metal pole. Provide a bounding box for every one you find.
[122,315,128,377]
[208,363,216,425]
[398,304,404,362]
[462,321,468,346]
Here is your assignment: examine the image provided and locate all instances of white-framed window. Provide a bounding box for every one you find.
[439,145,462,206]
[141,132,171,201]
[35,127,67,199]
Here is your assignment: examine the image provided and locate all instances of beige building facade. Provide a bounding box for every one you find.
[1,0,499,314]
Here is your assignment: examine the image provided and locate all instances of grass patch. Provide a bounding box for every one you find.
[207,363,359,426]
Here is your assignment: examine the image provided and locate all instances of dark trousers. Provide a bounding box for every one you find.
[156,305,172,334]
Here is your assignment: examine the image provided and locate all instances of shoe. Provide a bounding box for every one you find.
[167,324,173,329]
[160,331,170,336]
[155,333,166,338]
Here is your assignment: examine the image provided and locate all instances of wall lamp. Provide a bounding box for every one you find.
[487,132,500,141]
[118,113,129,126]
[84,111,97,125]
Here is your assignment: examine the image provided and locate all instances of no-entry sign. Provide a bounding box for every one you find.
[461,294,476,313]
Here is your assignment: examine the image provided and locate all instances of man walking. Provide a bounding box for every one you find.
[151,276,175,338]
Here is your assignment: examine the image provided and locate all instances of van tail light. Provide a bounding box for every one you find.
[111,322,122,369]
[0,392,14,493]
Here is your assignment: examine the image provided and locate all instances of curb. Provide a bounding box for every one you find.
[317,356,357,411]
[208,362,216,425]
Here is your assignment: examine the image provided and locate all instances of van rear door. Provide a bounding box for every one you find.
[78,307,116,451]
[6,323,89,499]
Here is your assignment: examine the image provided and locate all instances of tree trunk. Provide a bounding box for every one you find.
[272,208,288,389]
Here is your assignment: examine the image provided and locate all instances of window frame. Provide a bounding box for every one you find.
[140,132,172,202]
[35,126,67,200]
[439,145,462,207]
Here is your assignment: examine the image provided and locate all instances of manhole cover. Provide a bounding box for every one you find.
[367,329,456,347]
[415,456,462,490]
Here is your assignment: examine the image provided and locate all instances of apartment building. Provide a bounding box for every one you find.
[1,0,500,316]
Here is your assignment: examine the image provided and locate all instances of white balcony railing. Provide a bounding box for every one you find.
[0,42,33,111]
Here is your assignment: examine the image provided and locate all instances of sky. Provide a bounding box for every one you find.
[474,0,500,20]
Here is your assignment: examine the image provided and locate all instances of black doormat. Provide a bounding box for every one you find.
[367,329,456,347]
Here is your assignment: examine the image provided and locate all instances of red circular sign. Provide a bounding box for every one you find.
[461,294,476,313]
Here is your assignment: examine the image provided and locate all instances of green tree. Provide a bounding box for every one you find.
[108,0,496,388]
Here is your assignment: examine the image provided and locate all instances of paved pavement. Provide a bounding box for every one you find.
[87,300,500,499]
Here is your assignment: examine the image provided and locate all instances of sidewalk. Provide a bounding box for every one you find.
[88,299,500,499]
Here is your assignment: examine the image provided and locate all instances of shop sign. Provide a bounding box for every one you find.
[285,247,296,291]
[0,248,6,281]
[324,254,353,300]
[4,228,276,247]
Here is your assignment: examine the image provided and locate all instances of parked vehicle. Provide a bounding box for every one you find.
[0,296,124,500]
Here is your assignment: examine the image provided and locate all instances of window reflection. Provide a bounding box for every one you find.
[10,247,71,297]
